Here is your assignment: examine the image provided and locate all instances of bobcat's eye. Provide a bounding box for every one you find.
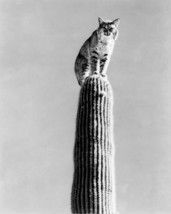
[109,28,113,32]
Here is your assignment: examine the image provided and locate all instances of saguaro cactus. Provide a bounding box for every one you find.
[71,75,118,214]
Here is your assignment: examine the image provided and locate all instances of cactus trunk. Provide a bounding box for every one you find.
[71,75,118,214]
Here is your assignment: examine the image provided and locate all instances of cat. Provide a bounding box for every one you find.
[75,17,120,86]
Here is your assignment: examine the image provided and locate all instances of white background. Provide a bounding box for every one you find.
[0,0,171,213]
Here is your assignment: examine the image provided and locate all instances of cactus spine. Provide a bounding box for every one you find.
[71,75,118,214]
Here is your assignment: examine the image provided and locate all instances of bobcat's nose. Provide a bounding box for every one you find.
[104,30,110,36]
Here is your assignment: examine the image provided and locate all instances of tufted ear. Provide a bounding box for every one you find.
[112,18,120,28]
[98,17,104,25]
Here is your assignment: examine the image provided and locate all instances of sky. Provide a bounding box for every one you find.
[0,0,171,213]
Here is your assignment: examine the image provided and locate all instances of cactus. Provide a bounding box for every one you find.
[71,75,118,214]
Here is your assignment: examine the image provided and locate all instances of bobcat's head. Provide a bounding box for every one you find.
[98,17,120,40]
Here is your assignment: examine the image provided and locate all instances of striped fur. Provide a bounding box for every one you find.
[71,75,118,214]
[75,17,120,86]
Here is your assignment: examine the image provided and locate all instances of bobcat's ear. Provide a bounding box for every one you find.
[112,18,120,28]
[113,30,119,40]
[98,17,104,25]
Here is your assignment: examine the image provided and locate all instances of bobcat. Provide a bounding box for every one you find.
[75,17,120,86]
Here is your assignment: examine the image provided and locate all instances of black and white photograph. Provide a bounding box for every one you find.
[0,0,171,213]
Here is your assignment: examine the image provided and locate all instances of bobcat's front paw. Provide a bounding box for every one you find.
[101,73,107,79]
[100,73,108,82]
[93,70,100,75]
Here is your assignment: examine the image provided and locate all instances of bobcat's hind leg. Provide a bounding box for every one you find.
[81,64,90,85]
[75,53,90,86]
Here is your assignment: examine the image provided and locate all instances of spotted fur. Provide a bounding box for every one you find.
[75,17,120,86]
